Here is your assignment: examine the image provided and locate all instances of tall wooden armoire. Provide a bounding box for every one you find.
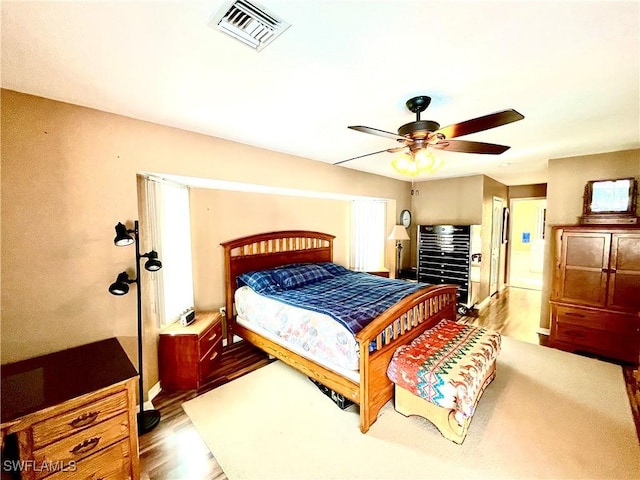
[549,224,640,364]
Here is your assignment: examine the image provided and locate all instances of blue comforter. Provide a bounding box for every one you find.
[240,264,428,335]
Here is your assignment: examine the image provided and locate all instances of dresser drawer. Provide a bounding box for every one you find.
[199,318,223,360]
[32,390,129,449]
[46,439,133,480]
[553,322,638,362]
[33,412,130,478]
[555,305,638,335]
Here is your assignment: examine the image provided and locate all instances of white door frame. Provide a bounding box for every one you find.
[490,196,504,296]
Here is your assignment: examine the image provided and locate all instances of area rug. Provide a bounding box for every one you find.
[182,337,640,479]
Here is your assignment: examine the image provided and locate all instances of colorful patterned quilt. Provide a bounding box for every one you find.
[387,319,501,425]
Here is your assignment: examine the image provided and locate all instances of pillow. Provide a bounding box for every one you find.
[272,263,334,290]
[237,270,282,295]
[318,262,351,276]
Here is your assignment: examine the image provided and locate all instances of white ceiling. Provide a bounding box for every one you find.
[2,1,639,185]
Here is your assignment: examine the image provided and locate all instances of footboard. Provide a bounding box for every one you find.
[355,284,458,433]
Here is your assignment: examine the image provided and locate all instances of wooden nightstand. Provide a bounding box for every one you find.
[367,270,390,278]
[158,312,223,392]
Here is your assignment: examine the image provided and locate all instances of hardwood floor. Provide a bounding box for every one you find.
[140,287,639,479]
[459,286,543,345]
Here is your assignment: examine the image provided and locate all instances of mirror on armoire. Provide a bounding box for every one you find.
[580,177,638,224]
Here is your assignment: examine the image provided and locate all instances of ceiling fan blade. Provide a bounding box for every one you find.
[348,125,406,141]
[334,146,407,165]
[431,139,511,154]
[436,109,524,139]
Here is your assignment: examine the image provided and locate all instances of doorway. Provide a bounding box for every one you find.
[508,198,546,290]
[489,196,505,296]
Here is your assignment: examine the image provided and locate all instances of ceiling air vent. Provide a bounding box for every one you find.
[208,0,291,51]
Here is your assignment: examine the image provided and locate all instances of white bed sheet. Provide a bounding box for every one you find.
[234,286,360,382]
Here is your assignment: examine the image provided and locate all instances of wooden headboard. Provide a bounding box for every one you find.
[220,230,335,343]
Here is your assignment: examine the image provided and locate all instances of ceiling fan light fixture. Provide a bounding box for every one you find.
[391,152,417,176]
[391,150,443,177]
[414,149,435,170]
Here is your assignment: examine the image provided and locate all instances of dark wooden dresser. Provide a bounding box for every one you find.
[1,338,140,480]
[549,224,640,364]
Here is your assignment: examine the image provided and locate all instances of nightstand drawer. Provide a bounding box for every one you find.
[199,342,223,383]
[33,412,129,478]
[199,319,223,360]
[32,390,128,449]
[46,439,133,480]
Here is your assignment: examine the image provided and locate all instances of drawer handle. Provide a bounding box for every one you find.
[565,312,585,318]
[210,350,219,362]
[208,332,218,343]
[70,437,100,456]
[69,411,99,429]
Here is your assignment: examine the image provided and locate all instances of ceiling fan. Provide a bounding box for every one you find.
[336,96,524,176]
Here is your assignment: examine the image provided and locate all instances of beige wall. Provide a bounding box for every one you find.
[0,90,411,394]
[508,183,547,199]
[540,148,640,329]
[190,189,352,312]
[408,175,484,270]
[411,175,484,225]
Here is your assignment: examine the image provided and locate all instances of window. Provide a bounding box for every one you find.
[351,200,386,271]
[144,176,195,326]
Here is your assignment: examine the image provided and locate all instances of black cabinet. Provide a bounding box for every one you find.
[417,225,481,314]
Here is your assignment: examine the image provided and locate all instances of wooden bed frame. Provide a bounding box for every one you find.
[221,230,458,433]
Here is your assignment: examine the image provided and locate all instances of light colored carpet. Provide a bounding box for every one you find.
[183,337,640,480]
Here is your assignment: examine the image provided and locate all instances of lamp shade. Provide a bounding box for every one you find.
[387,225,410,241]
[114,222,134,246]
[143,251,162,272]
[109,272,132,295]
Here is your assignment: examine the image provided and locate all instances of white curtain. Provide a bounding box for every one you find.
[145,176,195,326]
[351,200,387,271]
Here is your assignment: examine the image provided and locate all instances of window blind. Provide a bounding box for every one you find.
[351,200,387,272]
[144,177,195,327]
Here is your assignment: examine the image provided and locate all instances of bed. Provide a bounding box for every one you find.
[221,230,458,433]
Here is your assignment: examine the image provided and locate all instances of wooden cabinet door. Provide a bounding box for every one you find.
[608,233,640,312]
[557,231,610,307]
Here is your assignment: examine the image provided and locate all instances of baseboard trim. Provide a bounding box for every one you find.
[536,327,550,337]
[476,296,491,310]
[148,381,161,402]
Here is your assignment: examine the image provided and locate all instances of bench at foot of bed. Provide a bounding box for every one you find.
[387,319,501,444]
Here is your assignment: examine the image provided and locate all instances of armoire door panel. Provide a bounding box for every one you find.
[564,234,609,269]
[608,234,640,311]
[612,235,640,271]
[562,269,607,306]
[608,273,640,312]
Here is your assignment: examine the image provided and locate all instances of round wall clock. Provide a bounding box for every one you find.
[400,209,412,228]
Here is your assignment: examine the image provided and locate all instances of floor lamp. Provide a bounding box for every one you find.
[387,225,410,279]
[109,220,162,435]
